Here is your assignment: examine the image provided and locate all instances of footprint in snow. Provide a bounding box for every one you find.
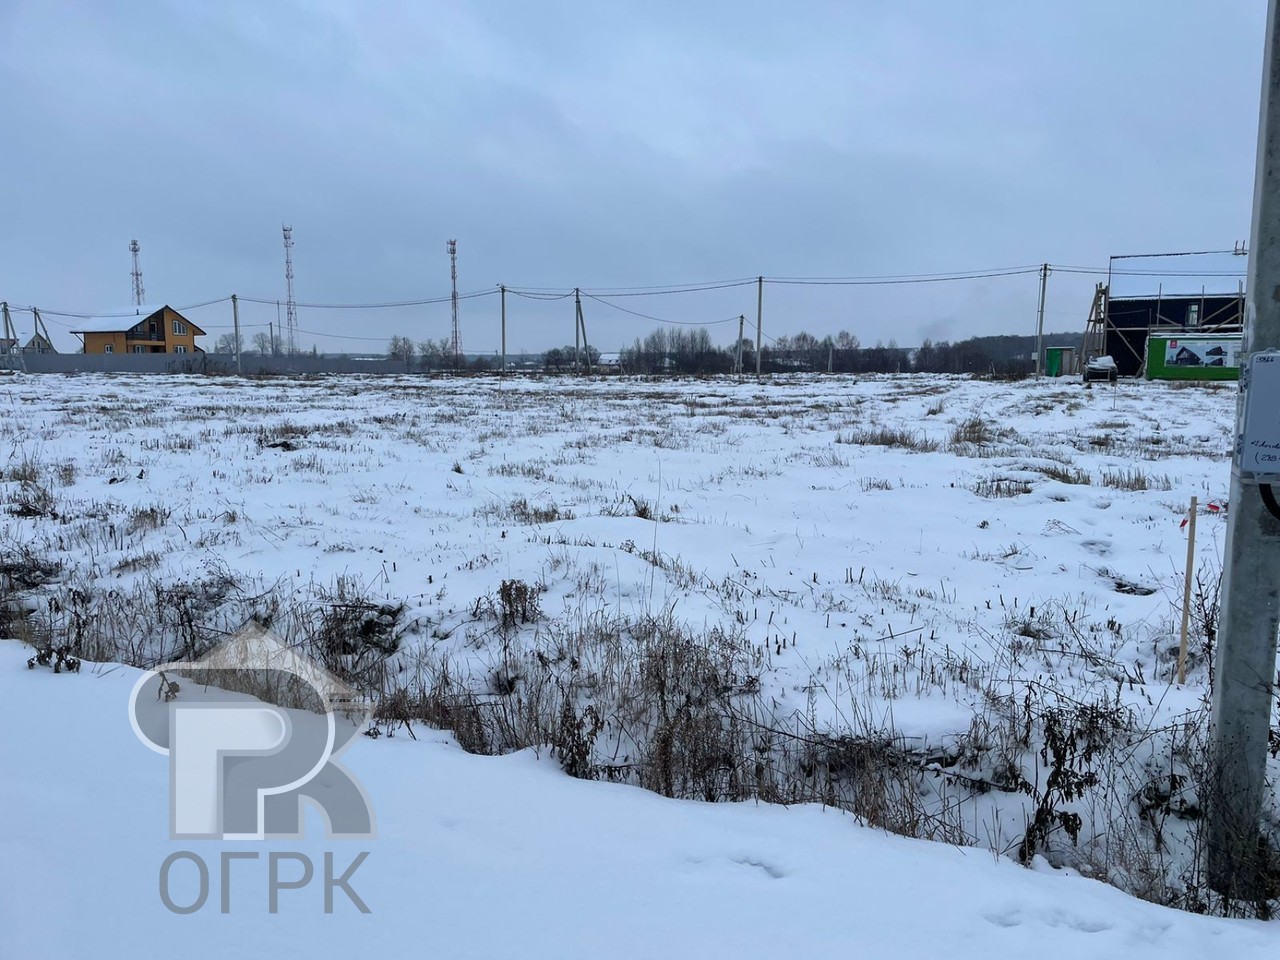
[729,855,788,879]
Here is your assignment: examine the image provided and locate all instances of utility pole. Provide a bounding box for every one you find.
[0,302,24,372]
[576,288,586,373]
[231,294,242,375]
[1034,263,1049,377]
[1208,0,1280,901]
[755,276,763,378]
[500,284,507,374]
[31,308,53,355]
[578,297,592,375]
[737,315,745,376]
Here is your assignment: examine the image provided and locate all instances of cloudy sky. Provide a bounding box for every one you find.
[0,1,1265,355]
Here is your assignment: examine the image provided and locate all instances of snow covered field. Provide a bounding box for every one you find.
[2,642,1273,959]
[2,371,1277,949]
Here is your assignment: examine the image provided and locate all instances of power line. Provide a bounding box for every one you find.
[27,295,234,320]
[508,289,575,301]
[7,255,1252,337]
[583,279,756,297]
[236,289,497,309]
[507,277,756,297]
[581,292,740,327]
[767,266,1042,286]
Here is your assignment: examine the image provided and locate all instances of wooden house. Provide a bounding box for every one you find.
[71,306,205,355]
[22,332,55,354]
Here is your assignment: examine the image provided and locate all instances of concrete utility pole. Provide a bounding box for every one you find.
[0,302,25,373]
[755,276,763,377]
[573,288,582,373]
[1034,263,1049,377]
[578,296,592,375]
[737,315,745,376]
[231,294,242,375]
[1208,0,1280,901]
[500,285,507,374]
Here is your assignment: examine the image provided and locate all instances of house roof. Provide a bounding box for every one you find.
[70,305,205,336]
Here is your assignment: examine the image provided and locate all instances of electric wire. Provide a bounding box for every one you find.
[580,291,741,327]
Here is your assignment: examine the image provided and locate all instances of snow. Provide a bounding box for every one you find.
[1,642,1272,959]
[0,370,1274,953]
[70,305,167,333]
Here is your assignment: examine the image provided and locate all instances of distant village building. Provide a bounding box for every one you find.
[22,332,55,354]
[71,305,205,355]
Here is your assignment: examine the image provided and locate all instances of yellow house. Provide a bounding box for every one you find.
[72,305,205,355]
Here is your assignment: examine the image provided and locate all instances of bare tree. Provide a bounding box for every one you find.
[388,335,416,369]
[214,332,242,355]
[417,337,452,371]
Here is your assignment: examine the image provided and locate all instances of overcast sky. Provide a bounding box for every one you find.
[0,1,1266,354]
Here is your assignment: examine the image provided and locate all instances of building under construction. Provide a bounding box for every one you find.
[1080,283,1245,378]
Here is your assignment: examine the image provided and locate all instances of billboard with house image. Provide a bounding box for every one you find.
[1146,333,1242,380]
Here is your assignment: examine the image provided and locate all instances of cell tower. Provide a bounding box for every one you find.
[282,225,297,354]
[130,239,145,306]
[447,239,460,368]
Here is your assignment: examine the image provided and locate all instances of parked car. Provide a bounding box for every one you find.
[1083,355,1118,383]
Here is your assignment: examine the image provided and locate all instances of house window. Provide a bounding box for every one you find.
[1187,303,1201,326]
[104,344,113,354]
[174,345,188,354]
[172,320,187,336]
[133,345,146,354]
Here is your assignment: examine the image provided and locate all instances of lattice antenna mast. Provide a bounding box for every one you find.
[447,239,460,368]
[282,225,297,354]
[130,239,145,306]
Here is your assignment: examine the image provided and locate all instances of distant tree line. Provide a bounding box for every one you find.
[377,329,1079,375]
[610,328,1079,375]
[384,336,495,372]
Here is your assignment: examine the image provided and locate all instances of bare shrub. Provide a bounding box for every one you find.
[0,543,61,590]
[26,643,80,674]
[127,503,171,533]
[1100,467,1173,492]
[508,497,574,524]
[972,476,1033,498]
[7,456,43,484]
[951,416,996,446]
[835,427,939,452]
[497,578,540,631]
[1036,463,1092,485]
[9,481,56,518]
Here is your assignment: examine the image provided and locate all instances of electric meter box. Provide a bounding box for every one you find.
[1239,350,1280,483]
